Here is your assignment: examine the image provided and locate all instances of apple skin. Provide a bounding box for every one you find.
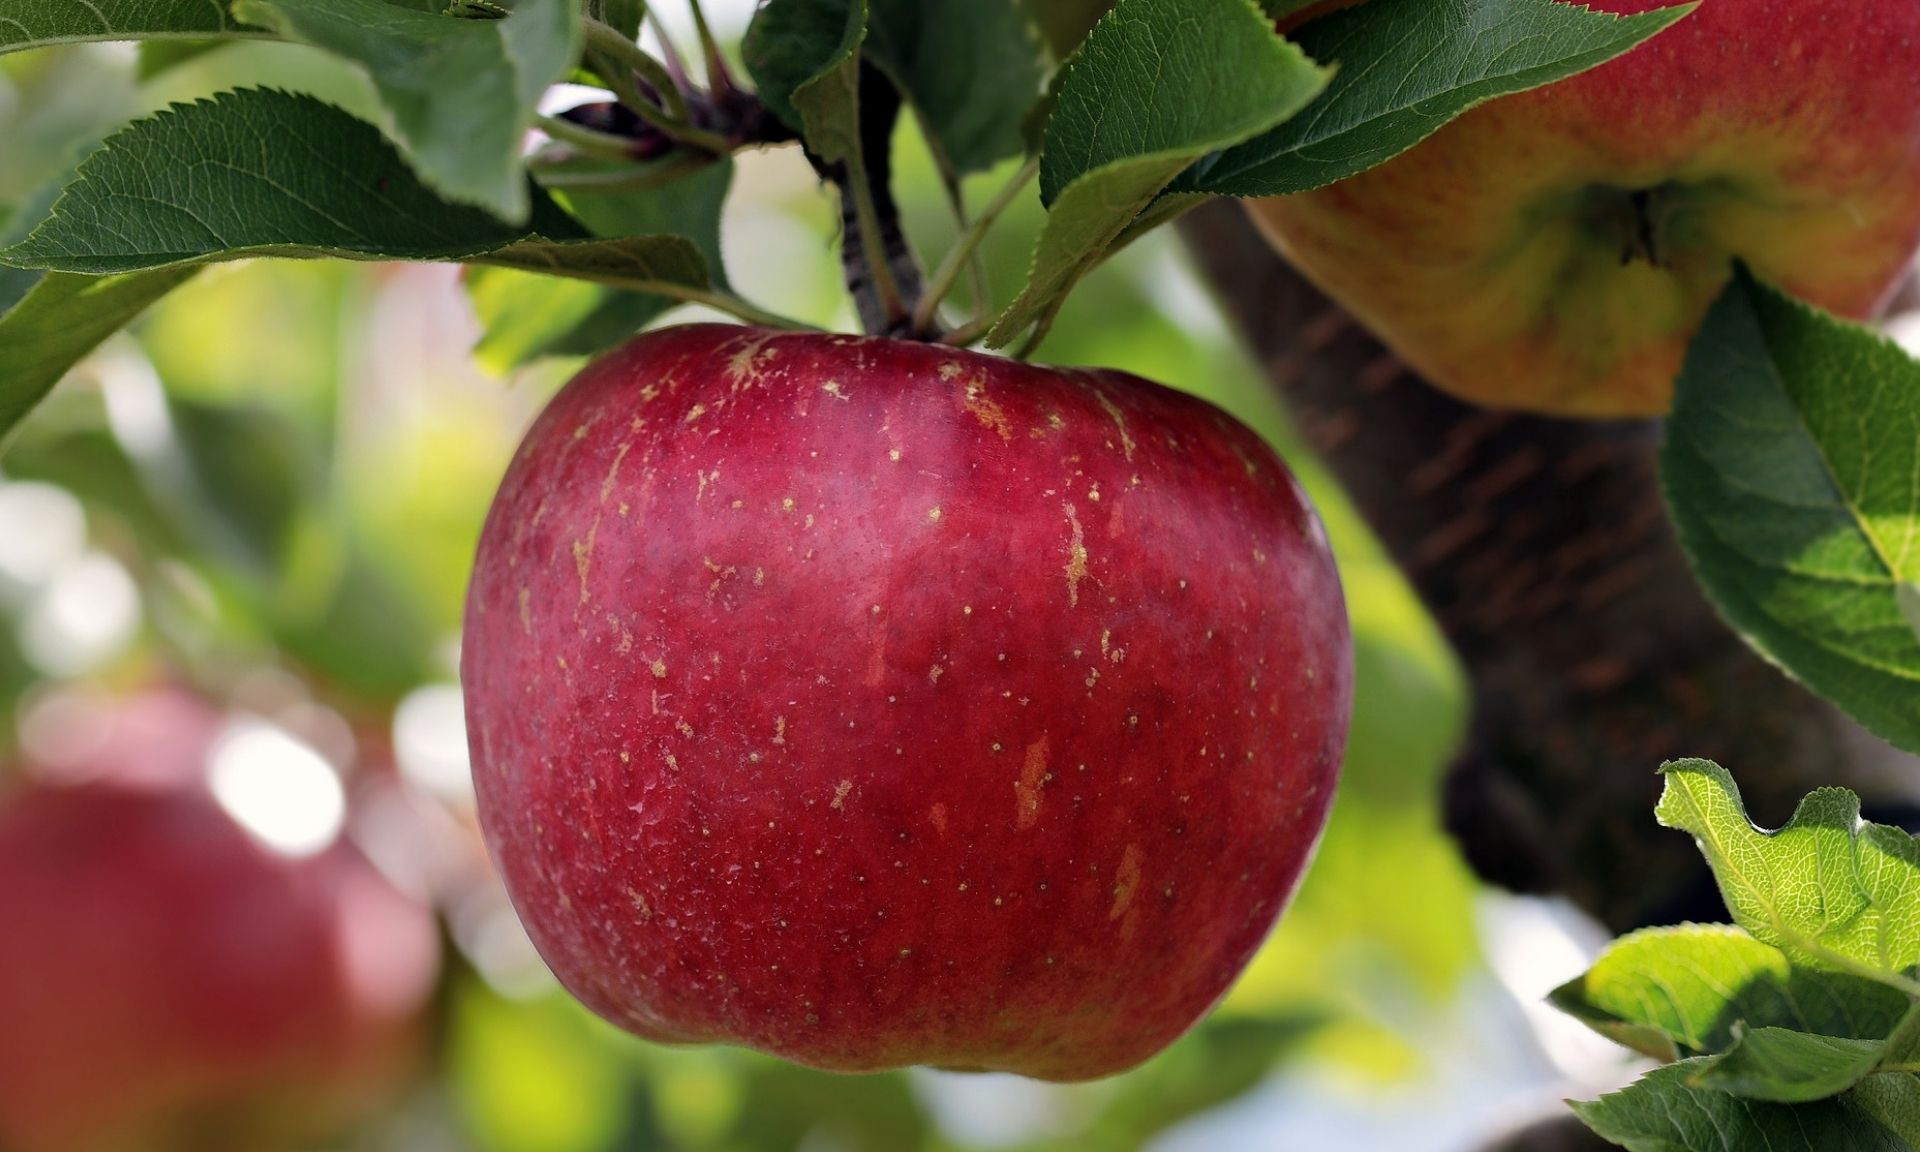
[0,695,440,1152]
[1248,0,1920,417]
[462,325,1352,1081]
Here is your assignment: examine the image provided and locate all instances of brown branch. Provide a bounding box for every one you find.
[810,65,925,338]
[1179,201,1918,933]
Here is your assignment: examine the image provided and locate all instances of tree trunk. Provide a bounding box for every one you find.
[1179,201,1917,933]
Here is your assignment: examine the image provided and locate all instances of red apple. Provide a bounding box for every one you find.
[0,694,440,1152]
[1248,0,1920,417]
[462,325,1352,1080]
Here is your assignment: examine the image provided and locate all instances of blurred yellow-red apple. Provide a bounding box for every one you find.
[1249,0,1920,417]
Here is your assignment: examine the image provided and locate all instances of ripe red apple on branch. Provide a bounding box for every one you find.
[463,326,1353,1080]
[1251,0,1920,417]
[0,694,440,1152]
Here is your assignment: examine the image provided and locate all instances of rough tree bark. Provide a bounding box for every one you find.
[1179,201,1918,934]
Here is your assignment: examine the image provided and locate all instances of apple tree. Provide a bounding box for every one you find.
[0,0,1918,1149]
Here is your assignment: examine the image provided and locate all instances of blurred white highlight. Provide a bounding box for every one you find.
[209,717,346,859]
[394,683,475,807]
[20,551,141,676]
[1885,309,1920,357]
[0,482,87,594]
[96,343,177,464]
[1477,894,1624,1084]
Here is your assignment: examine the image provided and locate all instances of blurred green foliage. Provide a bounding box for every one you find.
[0,26,1476,1152]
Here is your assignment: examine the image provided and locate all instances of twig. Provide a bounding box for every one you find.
[913,157,1038,336]
[583,18,689,123]
[843,149,908,330]
[685,0,735,97]
[535,114,643,159]
[939,316,994,348]
[819,66,921,336]
[1011,307,1058,361]
[595,280,819,331]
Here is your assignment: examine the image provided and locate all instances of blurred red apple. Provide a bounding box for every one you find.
[1249,0,1920,416]
[463,326,1352,1080]
[0,693,441,1152]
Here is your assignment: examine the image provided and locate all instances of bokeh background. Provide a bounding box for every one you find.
[0,6,1670,1150]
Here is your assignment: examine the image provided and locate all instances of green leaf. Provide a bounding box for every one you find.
[467,158,733,369]
[136,39,231,80]
[742,0,869,165]
[1663,271,1920,754]
[1177,0,1695,198]
[865,0,1046,177]
[1694,1022,1903,1103]
[229,0,581,223]
[476,233,707,292]
[1550,924,1913,1062]
[0,267,34,317]
[1655,760,1920,983]
[466,268,605,373]
[584,0,644,38]
[1260,0,1323,18]
[988,0,1330,348]
[1856,1075,1920,1145]
[0,1,266,55]
[0,269,197,450]
[1,89,540,271]
[551,160,732,290]
[1572,1060,1917,1152]
[1901,584,1920,646]
[0,89,711,308]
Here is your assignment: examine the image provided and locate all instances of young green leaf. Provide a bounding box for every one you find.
[0,1,266,56]
[229,0,581,224]
[864,0,1046,179]
[1655,761,1920,986]
[1572,1060,1917,1152]
[743,0,869,165]
[0,269,198,449]
[988,0,1330,349]
[1662,270,1920,754]
[1176,0,1695,198]
[1550,924,1913,1062]
[1693,1021,1908,1103]
[0,89,714,309]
